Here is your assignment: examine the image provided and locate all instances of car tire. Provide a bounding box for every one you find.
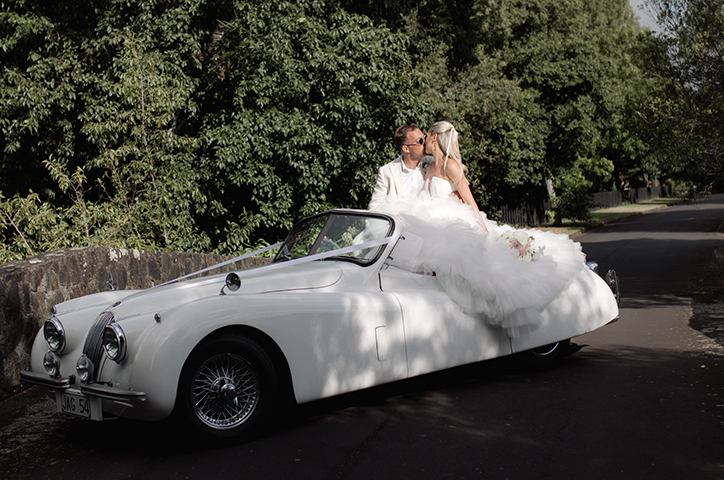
[521,339,571,368]
[177,334,278,440]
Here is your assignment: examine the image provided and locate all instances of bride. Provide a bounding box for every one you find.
[378,121,586,336]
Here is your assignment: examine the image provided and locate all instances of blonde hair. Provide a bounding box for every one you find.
[429,121,467,180]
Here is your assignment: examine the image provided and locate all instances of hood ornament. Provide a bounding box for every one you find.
[107,273,116,291]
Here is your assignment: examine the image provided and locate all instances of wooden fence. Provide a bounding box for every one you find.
[498,185,671,227]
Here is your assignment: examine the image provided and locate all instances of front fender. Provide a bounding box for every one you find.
[109,289,406,420]
[101,296,254,420]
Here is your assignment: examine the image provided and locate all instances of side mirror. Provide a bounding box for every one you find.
[220,273,241,295]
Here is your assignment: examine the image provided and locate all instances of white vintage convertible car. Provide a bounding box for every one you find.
[21,209,620,439]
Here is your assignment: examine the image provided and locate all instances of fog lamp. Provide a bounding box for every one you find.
[76,354,94,383]
[43,351,61,378]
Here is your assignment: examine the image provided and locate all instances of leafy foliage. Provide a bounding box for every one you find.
[0,0,426,261]
[472,0,646,197]
[199,0,425,250]
[0,0,712,262]
[641,0,724,186]
[346,0,654,216]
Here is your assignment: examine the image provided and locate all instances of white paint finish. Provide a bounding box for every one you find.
[510,267,620,353]
[25,212,620,424]
[380,267,508,375]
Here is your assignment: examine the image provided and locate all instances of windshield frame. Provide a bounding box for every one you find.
[274,210,395,266]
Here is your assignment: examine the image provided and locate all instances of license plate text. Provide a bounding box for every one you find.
[60,392,91,418]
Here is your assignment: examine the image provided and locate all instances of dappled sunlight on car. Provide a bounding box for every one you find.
[19,209,620,442]
[266,291,408,403]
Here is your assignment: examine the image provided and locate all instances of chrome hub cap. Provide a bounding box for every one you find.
[191,353,259,430]
[219,381,237,402]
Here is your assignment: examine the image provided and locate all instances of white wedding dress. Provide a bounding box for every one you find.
[379,176,585,336]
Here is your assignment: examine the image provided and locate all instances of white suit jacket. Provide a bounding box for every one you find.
[368,155,404,210]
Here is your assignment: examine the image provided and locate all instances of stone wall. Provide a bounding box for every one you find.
[0,246,271,398]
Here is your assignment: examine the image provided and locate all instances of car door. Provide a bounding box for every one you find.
[379,265,510,377]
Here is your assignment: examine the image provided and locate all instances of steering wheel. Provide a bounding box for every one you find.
[319,237,340,253]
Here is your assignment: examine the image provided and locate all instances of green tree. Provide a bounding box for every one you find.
[199,0,426,251]
[0,0,429,261]
[1,0,221,257]
[471,0,648,222]
[344,0,652,221]
[642,0,724,187]
[0,1,91,198]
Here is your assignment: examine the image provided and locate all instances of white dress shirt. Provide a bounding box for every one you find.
[402,161,424,197]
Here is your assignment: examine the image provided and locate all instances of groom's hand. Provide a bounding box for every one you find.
[449,191,463,202]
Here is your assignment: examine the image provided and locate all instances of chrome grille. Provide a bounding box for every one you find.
[82,311,114,382]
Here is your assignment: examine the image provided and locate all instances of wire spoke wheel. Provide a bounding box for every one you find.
[529,342,562,357]
[191,352,259,430]
[177,335,278,439]
[521,339,571,368]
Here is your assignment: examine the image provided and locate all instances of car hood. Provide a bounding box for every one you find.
[107,261,343,321]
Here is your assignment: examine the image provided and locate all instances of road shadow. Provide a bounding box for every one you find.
[2,341,722,480]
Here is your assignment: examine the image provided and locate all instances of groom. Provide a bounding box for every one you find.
[368,124,427,210]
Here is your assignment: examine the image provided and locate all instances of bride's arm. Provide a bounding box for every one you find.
[445,161,478,211]
[446,161,488,232]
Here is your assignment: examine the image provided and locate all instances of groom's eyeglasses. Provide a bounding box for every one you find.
[404,136,425,146]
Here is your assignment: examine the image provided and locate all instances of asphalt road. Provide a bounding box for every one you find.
[2,196,723,480]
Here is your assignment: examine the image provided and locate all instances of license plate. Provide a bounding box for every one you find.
[58,391,91,418]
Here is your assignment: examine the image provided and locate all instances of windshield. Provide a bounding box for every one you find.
[275,212,393,265]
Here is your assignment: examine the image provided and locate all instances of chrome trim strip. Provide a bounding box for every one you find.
[20,370,70,389]
[21,371,146,407]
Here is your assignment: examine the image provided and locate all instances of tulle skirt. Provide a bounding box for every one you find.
[378,195,586,336]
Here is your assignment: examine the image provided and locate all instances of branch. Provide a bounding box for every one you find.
[0,206,34,257]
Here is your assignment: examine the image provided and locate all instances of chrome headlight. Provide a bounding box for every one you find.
[43,351,61,377]
[103,322,127,363]
[76,354,94,383]
[43,316,66,353]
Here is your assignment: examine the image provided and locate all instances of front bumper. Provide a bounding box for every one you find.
[21,370,146,409]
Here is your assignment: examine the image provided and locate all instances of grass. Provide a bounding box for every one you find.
[536,196,685,236]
